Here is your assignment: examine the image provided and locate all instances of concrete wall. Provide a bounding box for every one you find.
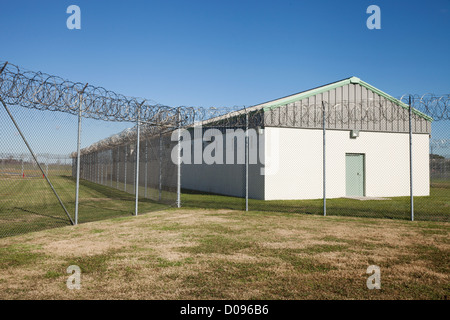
[264,127,430,200]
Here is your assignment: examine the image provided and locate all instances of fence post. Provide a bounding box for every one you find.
[409,96,414,221]
[245,109,249,212]
[135,102,143,216]
[97,153,100,184]
[159,132,162,202]
[124,145,127,192]
[323,101,326,217]
[117,147,120,189]
[101,159,103,185]
[74,83,88,226]
[177,107,181,208]
[145,139,148,198]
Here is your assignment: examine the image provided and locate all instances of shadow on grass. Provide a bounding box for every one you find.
[181,186,449,222]
[53,176,172,222]
[13,206,70,223]
[60,175,154,203]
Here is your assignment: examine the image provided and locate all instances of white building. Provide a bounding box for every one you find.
[181,77,431,200]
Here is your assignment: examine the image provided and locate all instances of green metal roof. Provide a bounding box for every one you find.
[261,77,433,122]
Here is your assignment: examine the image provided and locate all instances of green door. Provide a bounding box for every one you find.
[346,154,365,197]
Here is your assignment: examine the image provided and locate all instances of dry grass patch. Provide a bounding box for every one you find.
[0,209,448,299]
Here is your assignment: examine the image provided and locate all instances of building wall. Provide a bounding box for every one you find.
[264,127,430,200]
[181,129,265,199]
[263,83,431,134]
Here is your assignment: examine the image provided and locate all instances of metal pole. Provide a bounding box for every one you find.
[124,145,127,192]
[74,84,88,225]
[0,96,74,225]
[117,147,119,189]
[245,110,249,212]
[135,103,142,216]
[177,107,181,208]
[409,96,414,221]
[323,101,326,217]
[145,140,148,198]
[159,132,162,201]
[97,154,100,184]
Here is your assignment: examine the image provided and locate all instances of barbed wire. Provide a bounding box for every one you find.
[0,60,178,124]
[400,94,450,120]
[430,139,450,148]
[1,60,449,130]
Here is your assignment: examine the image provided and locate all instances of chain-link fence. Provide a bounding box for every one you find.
[1,61,449,239]
[73,129,177,207]
[181,93,449,223]
[426,123,450,222]
[0,105,75,237]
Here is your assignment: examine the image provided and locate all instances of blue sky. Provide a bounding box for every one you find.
[0,0,449,154]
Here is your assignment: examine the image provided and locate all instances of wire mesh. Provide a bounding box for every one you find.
[0,106,76,238]
[415,121,449,222]
[1,60,449,240]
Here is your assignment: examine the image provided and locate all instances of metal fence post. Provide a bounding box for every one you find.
[145,139,148,198]
[323,101,326,217]
[74,83,88,226]
[135,102,143,216]
[245,109,249,212]
[97,153,100,184]
[124,145,127,192]
[159,132,162,202]
[409,96,414,221]
[117,147,120,189]
[177,107,181,208]
[101,159,103,185]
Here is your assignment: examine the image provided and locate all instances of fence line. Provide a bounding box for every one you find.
[0,60,449,238]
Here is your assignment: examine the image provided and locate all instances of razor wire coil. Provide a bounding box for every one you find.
[1,60,449,130]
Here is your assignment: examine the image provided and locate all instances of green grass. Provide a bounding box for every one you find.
[0,174,170,238]
[0,244,45,270]
[181,181,450,222]
[0,172,448,239]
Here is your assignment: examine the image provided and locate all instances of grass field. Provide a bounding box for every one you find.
[1,174,449,238]
[181,181,450,222]
[0,174,448,299]
[0,174,169,237]
[0,208,448,299]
